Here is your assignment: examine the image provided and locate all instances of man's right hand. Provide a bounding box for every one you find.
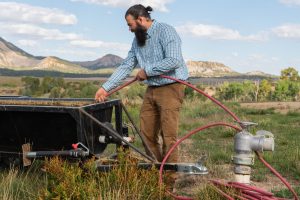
[95,87,108,102]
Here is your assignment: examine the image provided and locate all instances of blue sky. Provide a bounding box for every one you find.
[0,0,300,75]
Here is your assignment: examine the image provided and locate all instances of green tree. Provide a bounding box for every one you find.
[241,81,256,102]
[21,76,40,96]
[258,79,272,101]
[273,80,300,101]
[280,67,299,81]
[216,82,244,101]
[79,83,98,98]
[41,77,65,94]
[49,87,63,98]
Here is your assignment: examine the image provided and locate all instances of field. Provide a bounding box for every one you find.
[241,101,300,114]
[0,77,299,199]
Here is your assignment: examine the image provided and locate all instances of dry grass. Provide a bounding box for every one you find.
[241,101,300,114]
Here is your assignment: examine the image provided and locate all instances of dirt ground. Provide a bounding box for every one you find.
[240,101,300,114]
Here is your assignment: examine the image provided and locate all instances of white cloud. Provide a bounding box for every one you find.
[17,40,38,47]
[0,2,77,25]
[272,24,300,39]
[279,0,300,6]
[70,39,130,51]
[70,0,173,12]
[0,23,80,40]
[176,23,267,41]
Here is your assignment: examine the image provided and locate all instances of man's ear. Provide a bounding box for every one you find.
[136,16,144,25]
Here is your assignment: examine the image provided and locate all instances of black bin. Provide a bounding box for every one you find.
[0,97,123,158]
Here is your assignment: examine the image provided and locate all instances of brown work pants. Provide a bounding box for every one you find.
[140,83,185,163]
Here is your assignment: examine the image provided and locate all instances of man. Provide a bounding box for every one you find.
[95,4,188,166]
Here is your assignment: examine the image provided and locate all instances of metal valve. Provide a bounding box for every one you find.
[233,121,275,184]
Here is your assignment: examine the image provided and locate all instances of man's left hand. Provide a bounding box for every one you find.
[136,69,148,81]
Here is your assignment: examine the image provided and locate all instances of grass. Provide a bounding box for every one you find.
[0,162,45,200]
[0,82,300,199]
[40,152,167,200]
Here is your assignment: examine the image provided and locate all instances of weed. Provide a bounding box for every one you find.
[40,150,167,200]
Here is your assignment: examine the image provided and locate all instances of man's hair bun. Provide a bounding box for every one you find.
[146,6,153,12]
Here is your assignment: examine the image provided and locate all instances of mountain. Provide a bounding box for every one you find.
[186,60,239,77]
[0,37,277,78]
[33,56,90,73]
[0,37,42,68]
[245,71,275,77]
[74,54,124,70]
[0,37,90,74]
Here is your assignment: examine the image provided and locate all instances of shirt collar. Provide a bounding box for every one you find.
[147,20,157,38]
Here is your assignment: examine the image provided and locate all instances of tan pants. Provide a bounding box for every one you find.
[140,83,185,163]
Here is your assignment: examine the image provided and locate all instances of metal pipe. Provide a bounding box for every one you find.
[78,108,155,163]
[120,102,157,162]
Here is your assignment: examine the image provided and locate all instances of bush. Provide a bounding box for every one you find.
[41,151,167,200]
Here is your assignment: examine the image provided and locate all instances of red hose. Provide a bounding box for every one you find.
[160,75,241,123]
[255,152,299,200]
[159,75,298,200]
[105,76,298,200]
[159,122,241,200]
[228,182,274,196]
[107,77,137,96]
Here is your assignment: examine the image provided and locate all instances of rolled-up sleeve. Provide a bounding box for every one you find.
[102,44,137,92]
[144,26,182,77]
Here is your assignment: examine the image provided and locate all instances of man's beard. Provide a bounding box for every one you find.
[135,24,147,47]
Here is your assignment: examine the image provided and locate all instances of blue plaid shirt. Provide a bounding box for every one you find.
[102,20,189,92]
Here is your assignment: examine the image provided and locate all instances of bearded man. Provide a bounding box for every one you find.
[95,4,189,187]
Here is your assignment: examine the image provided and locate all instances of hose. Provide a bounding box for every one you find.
[158,122,241,200]
[160,75,241,123]
[157,76,299,200]
[255,151,299,200]
[104,75,298,200]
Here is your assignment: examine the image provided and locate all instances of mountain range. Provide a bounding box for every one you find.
[0,37,274,77]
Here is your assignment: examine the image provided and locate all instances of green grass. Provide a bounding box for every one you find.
[0,163,45,200]
[0,83,300,199]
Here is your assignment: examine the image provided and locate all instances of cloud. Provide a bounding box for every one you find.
[272,24,300,39]
[176,23,268,41]
[16,40,38,47]
[70,39,130,51]
[279,0,300,6]
[0,23,80,40]
[70,0,174,12]
[0,2,77,25]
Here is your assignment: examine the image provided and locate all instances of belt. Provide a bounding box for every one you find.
[148,82,178,88]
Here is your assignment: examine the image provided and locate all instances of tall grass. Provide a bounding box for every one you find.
[40,151,167,200]
[0,163,45,200]
[1,83,300,199]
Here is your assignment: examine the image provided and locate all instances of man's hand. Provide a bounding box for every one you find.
[95,87,108,102]
[136,69,147,81]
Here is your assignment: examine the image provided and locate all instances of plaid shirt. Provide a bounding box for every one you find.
[102,20,189,92]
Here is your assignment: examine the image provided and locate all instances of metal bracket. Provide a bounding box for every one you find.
[96,162,208,175]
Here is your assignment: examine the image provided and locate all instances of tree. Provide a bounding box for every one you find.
[280,67,299,81]
[241,81,256,102]
[21,76,40,96]
[41,77,65,93]
[258,79,272,101]
[79,83,98,98]
[216,82,244,101]
[49,87,62,98]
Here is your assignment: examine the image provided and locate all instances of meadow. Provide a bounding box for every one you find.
[0,76,299,199]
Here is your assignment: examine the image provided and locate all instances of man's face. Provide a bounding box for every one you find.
[125,15,147,46]
[126,15,142,32]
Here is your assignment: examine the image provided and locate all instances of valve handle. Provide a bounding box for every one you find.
[237,121,258,130]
